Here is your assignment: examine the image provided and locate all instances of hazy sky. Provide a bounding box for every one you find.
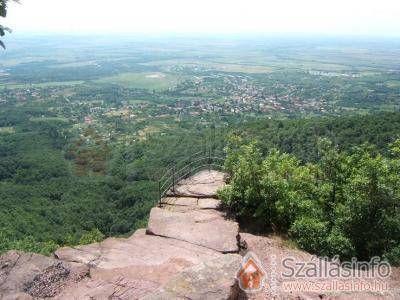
[4,0,400,36]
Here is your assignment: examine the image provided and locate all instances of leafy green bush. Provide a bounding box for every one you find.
[289,218,328,254]
[0,230,58,256]
[79,228,105,245]
[324,228,355,259]
[383,245,400,266]
[219,136,400,263]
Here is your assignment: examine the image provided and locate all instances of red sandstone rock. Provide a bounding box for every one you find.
[168,170,227,198]
[0,251,88,299]
[144,254,242,300]
[147,207,239,253]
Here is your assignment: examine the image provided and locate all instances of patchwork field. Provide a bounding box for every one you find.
[96,72,185,90]
[0,81,84,89]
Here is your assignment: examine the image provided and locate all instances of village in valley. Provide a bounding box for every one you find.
[1,37,399,149]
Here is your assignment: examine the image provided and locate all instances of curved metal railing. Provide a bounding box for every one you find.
[158,149,225,206]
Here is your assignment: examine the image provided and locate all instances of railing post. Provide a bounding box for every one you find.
[188,153,192,178]
[208,147,211,170]
[158,181,161,207]
[172,166,175,194]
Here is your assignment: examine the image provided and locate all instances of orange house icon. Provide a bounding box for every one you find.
[237,251,267,292]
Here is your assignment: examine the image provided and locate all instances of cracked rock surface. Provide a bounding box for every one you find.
[0,250,88,300]
[147,207,239,253]
[143,254,242,300]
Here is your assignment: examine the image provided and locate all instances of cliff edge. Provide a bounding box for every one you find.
[0,170,399,300]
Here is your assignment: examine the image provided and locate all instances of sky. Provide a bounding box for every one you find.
[4,0,400,36]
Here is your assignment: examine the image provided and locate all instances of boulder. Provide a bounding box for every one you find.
[54,244,101,266]
[144,254,242,300]
[147,207,239,253]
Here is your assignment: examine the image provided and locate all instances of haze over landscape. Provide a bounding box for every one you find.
[4,0,400,36]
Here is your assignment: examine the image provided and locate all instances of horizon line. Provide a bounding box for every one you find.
[5,31,400,40]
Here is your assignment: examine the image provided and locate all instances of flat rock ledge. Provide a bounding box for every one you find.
[150,170,239,253]
[54,231,227,299]
[167,170,227,198]
[147,207,239,253]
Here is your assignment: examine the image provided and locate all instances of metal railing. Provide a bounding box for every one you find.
[158,148,225,206]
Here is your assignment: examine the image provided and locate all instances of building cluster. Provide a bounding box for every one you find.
[0,73,331,144]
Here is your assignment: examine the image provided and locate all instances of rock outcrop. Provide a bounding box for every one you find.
[1,169,399,300]
[0,250,88,300]
[0,170,240,299]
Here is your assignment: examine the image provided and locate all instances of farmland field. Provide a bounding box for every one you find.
[95,72,185,90]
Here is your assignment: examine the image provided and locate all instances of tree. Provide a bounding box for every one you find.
[0,0,18,49]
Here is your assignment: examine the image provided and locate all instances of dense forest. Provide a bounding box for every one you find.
[236,111,400,161]
[0,106,220,254]
[0,110,399,261]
